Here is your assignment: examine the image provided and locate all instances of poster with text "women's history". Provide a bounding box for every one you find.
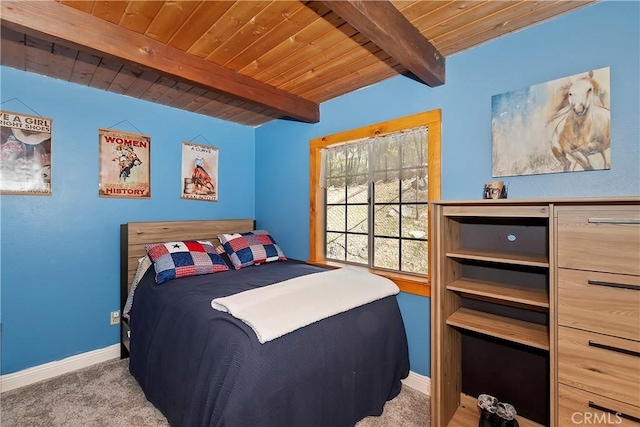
[0,110,52,195]
[98,128,150,198]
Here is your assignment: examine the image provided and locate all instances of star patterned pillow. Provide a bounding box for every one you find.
[145,240,229,284]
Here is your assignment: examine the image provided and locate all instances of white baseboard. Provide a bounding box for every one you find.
[1,344,120,393]
[402,371,430,395]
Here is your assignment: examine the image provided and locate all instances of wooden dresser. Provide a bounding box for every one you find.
[430,197,639,427]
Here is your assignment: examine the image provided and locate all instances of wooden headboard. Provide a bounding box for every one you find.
[120,219,255,309]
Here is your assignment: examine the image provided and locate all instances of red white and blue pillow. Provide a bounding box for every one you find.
[218,230,286,270]
[145,240,229,284]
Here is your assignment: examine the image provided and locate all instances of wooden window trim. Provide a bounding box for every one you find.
[309,109,441,297]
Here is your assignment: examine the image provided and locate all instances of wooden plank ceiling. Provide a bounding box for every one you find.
[1,0,594,126]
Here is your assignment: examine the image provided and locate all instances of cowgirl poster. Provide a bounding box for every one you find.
[0,111,52,195]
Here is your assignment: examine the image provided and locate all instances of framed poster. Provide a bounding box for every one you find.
[0,111,52,195]
[181,141,218,202]
[492,67,610,177]
[98,128,150,198]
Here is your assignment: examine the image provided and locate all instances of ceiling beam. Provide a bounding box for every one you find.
[321,0,445,87]
[0,0,320,123]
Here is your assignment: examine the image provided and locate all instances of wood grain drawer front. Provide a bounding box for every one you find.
[558,326,640,406]
[557,206,640,276]
[558,268,640,341]
[559,384,640,426]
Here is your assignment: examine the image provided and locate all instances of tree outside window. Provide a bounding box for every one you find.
[309,109,441,296]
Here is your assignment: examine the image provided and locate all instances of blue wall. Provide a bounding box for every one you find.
[0,67,255,374]
[255,1,639,376]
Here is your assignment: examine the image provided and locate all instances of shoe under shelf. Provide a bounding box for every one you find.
[448,393,545,427]
[446,308,549,351]
[446,278,549,309]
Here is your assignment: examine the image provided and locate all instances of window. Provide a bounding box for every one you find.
[323,127,428,273]
[310,110,441,296]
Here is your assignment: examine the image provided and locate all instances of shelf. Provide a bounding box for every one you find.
[447,279,549,309]
[446,308,549,351]
[442,204,550,218]
[446,249,549,268]
[448,393,545,427]
[432,202,555,427]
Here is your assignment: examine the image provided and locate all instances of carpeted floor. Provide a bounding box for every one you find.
[1,358,430,427]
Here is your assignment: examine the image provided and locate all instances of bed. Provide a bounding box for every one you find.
[120,219,410,427]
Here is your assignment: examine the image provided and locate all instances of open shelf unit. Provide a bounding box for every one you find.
[431,201,553,427]
[431,198,640,427]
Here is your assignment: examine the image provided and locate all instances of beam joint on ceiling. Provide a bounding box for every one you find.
[322,0,445,87]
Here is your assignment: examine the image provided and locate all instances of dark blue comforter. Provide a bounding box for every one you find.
[129,260,409,427]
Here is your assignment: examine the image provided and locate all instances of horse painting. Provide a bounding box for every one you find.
[549,71,610,172]
[491,66,610,177]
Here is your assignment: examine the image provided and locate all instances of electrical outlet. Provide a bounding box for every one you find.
[110,310,120,325]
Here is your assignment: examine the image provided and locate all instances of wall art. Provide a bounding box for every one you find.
[492,67,610,177]
[0,110,52,195]
[181,141,218,202]
[98,128,150,198]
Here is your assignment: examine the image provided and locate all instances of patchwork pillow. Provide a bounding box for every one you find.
[145,240,229,284]
[218,230,286,270]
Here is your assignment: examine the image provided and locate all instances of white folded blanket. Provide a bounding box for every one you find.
[211,266,399,344]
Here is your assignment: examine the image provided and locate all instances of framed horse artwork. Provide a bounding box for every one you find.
[491,67,610,177]
[181,141,218,202]
[98,128,151,198]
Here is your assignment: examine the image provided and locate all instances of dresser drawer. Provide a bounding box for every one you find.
[559,384,640,426]
[557,206,640,275]
[558,326,640,406]
[558,268,640,341]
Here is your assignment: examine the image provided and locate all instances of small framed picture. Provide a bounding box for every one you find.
[483,181,508,199]
[181,141,218,202]
[98,128,151,198]
[0,110,52,195]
